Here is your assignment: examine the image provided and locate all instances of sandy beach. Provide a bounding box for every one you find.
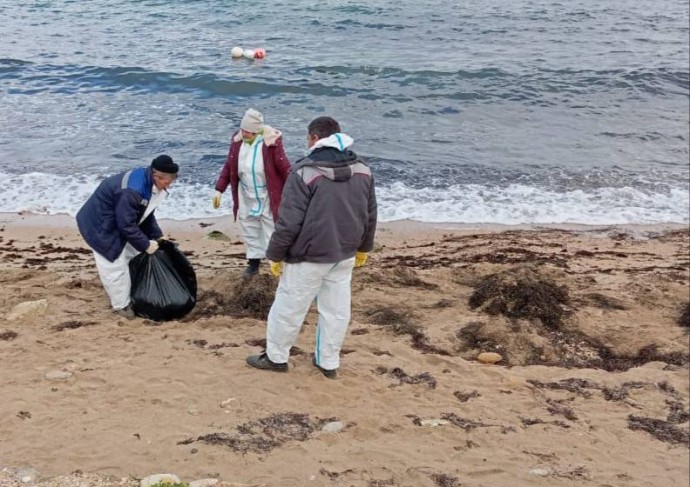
[0,213,688,487]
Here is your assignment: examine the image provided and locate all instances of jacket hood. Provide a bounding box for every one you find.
[308,133,354,153]
[296,133,362,182]
[232,124,282,146]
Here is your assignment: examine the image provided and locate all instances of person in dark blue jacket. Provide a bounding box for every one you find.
[76,155,179,318]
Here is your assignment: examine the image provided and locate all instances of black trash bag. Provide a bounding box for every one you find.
[129,239,197,321]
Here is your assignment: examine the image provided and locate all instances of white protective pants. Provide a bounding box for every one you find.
[266,258,355,370]
[238,214,275,259]
[92,243,140,310]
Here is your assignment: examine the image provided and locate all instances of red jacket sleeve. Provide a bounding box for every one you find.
[215,143,234,193]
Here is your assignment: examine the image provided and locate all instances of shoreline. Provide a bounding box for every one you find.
[2,211,687,238]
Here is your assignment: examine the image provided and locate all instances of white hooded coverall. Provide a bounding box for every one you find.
[238,134,275,259]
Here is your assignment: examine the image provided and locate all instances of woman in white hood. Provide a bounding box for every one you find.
[213,108,292,276]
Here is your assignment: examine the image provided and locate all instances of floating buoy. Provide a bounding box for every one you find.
[243,49,255,59]
[231,46,244,58]
[254,48,266,59]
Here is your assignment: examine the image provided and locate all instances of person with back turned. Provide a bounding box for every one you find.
[246,116,377,378]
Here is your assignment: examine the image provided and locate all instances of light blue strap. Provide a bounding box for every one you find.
[334,133,345,151]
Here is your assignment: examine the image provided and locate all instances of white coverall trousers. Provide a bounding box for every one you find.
[266,257,356,370]
[91,185,166,310]
[93,243,140,310]
[238,136,274,260]
[238,210,274,259]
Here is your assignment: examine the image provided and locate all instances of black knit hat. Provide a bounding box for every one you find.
[151,155,179,174]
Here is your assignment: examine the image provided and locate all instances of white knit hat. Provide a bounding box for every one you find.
[240,108,264,133]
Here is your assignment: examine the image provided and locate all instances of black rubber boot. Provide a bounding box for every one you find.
[243,258,261,277]
[246,353,288,372]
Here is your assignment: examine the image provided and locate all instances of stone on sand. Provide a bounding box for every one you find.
[45,370,72,381]
[476,352,503,364]
[321,421,345,433]
[140,474,181,487]
[6,299,48,321]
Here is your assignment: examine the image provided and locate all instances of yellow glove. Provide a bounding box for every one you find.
[355,252,368,268]
[212,190,222,209]
[270,261,284,277]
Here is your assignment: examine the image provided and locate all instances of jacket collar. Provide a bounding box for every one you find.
[232,124,282,146]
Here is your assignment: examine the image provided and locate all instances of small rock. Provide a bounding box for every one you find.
[6,299,48,321]
[477,352,503,364]
[140,473,181,487]
[321,421,344,433]
[220,398,236,408]
[189,479,219,487]
[419,419,450,427]
[529,468,551,477]
[187,407,201,416]
[44,370,72,381]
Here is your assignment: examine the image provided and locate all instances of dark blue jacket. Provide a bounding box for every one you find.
[76,167,163,262]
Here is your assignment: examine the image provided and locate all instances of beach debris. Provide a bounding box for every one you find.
[469,246,568,267]
[418,418,450,427]
[430,473,461,487]
[44,370,72,381]
[440,413,491,431]
[627,415,690,447]
[476,352,503,364]
[389,266,438,289]
[231,46,266,59]
[581,292,628,310]
[187,275,276,320]
[545,399,578,421]
[220,398,237,408]
[320,421,345,433]
[468,266,570,329]
[365,265,439,290]
[366,305,415,329]
[374,366,437,389]
[6,299,48,321]
[204,230,231,241]
[429,298,454,308]
[140,474,182,487]
[181,413,338,454]
[17,411,31,420]
[230,274,278,320]
[410,331,452,356]
[453,390,481,402]
[520,417,571,429]
[0,330,18,341]
[10,467,39,485]
[53,320,96,332]
[528,468,551,477]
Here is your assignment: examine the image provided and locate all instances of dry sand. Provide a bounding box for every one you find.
[0,213,688,487]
